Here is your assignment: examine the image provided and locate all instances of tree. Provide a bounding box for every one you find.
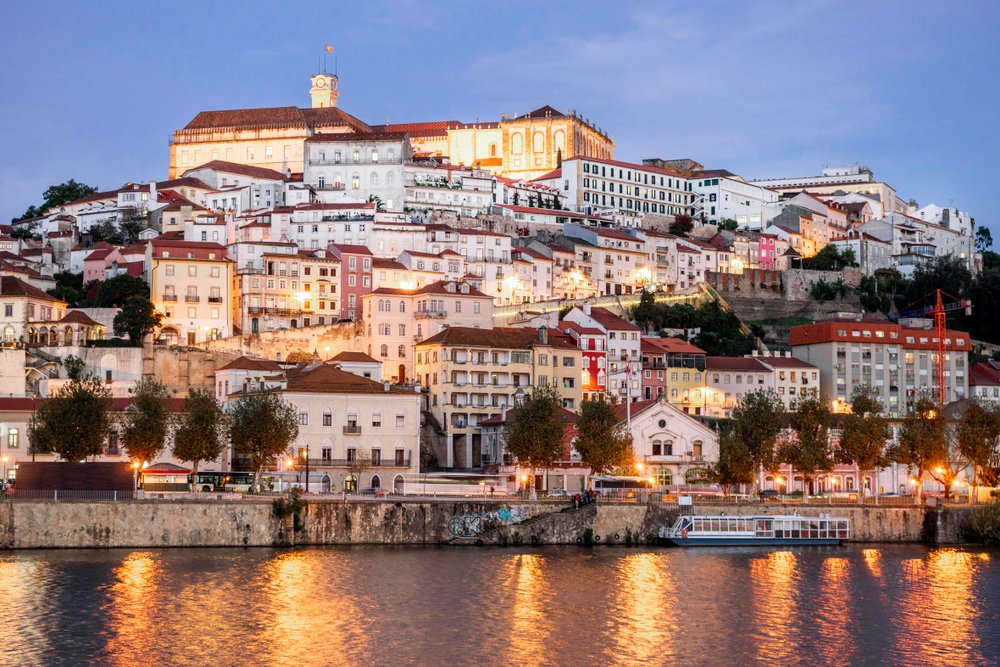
[802,245,858,271]
[976,226,994,254]
[10,221,40,241]
[705,427,755,497]
[890,396,946,503]
[172,388,226,491]
[837,385,890,504]
[573,399,632,474]
[730,388,785,497]
[718,218,739,231]
[347,446,372,492]
[96,274,149,307]
[366,194,386,212]
[229,390,299,492]
[957,401,1000,503]
[47,272,85,306]
[14,179,98,222]
[63,354,86,380]
[113,296,162,343]
[27,376,112,461]
[631,289,657,332]
[669,214,693,236]
[502,385,565,497]
[779,398,833,503]
[121,378,171,465]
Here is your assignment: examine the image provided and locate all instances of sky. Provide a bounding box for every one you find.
[1,0,998,235]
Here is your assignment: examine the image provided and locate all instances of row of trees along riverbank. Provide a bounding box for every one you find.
[710,386,1000,504]
[26,360,303,491]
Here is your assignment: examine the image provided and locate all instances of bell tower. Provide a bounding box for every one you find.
[310,73,340,108]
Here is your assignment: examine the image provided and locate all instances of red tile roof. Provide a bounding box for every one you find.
[185,160,288,181]
[329,351,379,363]
[706,356,770,372]
[217,356,283,372]
[416,326,577,350]
[0,275,63,302]
[642,337,705,355]
[970,362,1000,387]
[284,364,412,394]
[370,120,460,137]
[583,306,640,332]
[756,355,816,369]
[306,131,409,143]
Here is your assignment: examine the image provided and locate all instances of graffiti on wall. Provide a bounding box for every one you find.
[444,505,525,539]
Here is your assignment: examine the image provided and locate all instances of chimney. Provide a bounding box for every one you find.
[149,181,157,203]
[583,303,592,315]
[538,325,549,345]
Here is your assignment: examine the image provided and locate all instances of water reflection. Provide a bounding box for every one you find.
[0,545,996,666]
[815,558,854,665]
[608,552,677,665]
[749,551,800,664]
[103,551,161,665]
[503,553,552,664]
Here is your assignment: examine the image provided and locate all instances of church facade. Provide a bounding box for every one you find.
[169,74,615,183]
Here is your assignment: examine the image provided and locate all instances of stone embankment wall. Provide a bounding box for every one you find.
[0,499,973,550]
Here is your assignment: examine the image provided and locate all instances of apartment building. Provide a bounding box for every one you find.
[304,132,409,210]
[146,239,233,344]
[414,326,582,469]
[557,156,694,223]
[689,169,778,228]
[562,224,652,296]
[563,305,641,401]
[362,280,494,383]
[790,319,970,417]
[558,321,608,401]
[969,361,1000,406]
[327,244,372,320]
[640,337,707,412]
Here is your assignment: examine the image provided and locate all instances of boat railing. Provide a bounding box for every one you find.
[669,515,851,540]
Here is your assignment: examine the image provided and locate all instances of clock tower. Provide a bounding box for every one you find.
[310,73,340,109]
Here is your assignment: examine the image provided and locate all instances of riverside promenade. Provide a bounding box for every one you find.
[0,496,973,550]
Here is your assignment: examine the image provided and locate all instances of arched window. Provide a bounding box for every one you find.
[652,439,662,456]
[489,143,497,157]
[399,300,406,312]
[398,345,406,358]
[554,130,565,153]
[664,439,674,456]
[533,132,544,153]
[370,173,379,186]
[655,468,672,486]
[344,474,358,493]
[371,150,379,163]
[692,440,703,458]
[372,409,382,428]
[380,344,389,358]
[298,409,309,426]
[370,474,381,489]
[399,324,406,336]
[511,133,523,154]
[387,171,395,185]
[393,474,405,493]
[351,173,360,190]
[322,407,332,427]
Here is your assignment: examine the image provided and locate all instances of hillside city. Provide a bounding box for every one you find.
[4,70,998,499]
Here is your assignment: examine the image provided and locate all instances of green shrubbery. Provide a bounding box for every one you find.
[967,498,1000,545]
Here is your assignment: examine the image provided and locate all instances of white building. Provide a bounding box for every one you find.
[689,169,778,228]
[304,132,410,210]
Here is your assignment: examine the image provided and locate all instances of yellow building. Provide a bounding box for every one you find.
[170,73,615,183]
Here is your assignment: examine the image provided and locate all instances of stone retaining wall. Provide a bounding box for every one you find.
[0,499,972,550]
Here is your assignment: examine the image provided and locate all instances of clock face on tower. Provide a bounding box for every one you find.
[315,78,326,88]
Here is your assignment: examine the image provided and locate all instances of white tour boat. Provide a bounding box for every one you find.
[659,514,851,547]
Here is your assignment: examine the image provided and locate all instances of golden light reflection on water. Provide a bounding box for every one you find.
[502,553,552,664]
[894,550,984,666]
[262,550,371,665]
[862,548,883,581]
[104,551,161,666]
[816,558,854,665]
[749,551,799,664]
[609,552,677,665]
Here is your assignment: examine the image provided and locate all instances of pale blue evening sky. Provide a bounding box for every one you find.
[1,1,997,235]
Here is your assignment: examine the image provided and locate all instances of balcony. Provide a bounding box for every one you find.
[237,267,265,275]
[247,306,305,317]
[208,296,224,303]
[343,424,362,435]
[162,294,177,302]
[185,295,200,303]
[308,455,412,468]
[415,309,448,319]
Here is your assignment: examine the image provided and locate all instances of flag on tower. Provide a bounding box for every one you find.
[325,45,334,53]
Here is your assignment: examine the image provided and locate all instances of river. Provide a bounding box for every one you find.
[1,545,997,666]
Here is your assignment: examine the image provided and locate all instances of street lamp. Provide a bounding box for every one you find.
[520,473,529,497]
[300,448,310,495]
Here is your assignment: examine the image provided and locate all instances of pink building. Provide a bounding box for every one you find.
[757,233,778,270]
[328,244,373,321]
[558,320,607,401]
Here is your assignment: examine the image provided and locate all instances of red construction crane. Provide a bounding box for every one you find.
[899,289,972,406]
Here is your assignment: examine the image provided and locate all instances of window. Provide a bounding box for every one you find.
[7,428,18,449]
[398,345,406,358]
[298,410,308,426]
[380,344,389,358]
[165,266,174,276]
[322,409,332,427]
[396,413,405,428]
[372,410,382,428]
